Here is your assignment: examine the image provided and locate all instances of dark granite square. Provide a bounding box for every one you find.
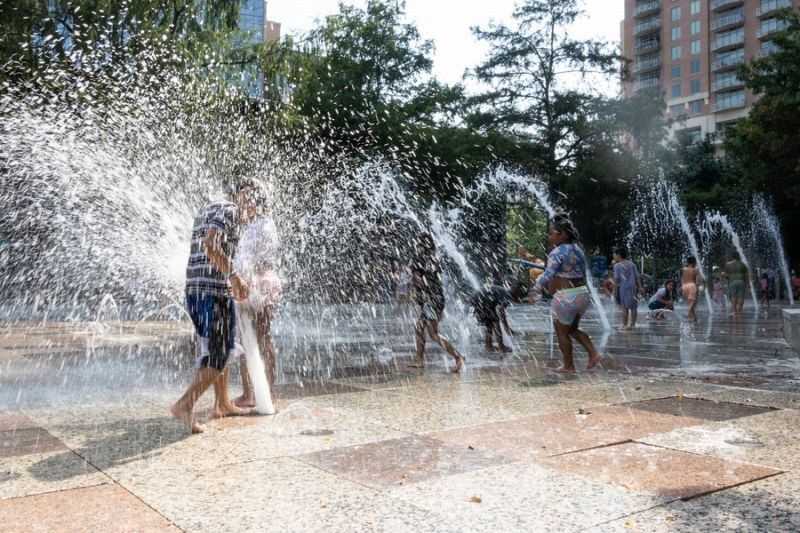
[0,428,67,458]
[297,435,509,489]
[624,397,776,421]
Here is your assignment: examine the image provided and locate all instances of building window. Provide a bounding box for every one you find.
[691,20,701,35]
[670,103,686,116]
[672,6,681,21]
[691,59,701,74]
[691,40,701,55]
[672,46,682,60]
[689,99,704,114]
[672,65,682,78]
[690,79,701,94]
[685,128,702,144]
[672,82,682,97]
[672,26,682,41]
[690,0,701,16]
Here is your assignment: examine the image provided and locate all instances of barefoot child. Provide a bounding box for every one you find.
[528,212,602,373]
[410,233,464,373]
[233,216,282,410]
[471,282,514,353]
[171,180,261,434]
[681,257,703,322]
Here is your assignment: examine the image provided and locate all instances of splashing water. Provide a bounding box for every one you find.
[701,212,760,313]
[753,196,794,305]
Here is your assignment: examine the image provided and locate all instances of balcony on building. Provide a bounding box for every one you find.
[711,29,745,52]
[712,73,745,92]
[634,17,661,36]
[634,0,661,18]
[635,37,661,53]
[758,18,790,39]
[711,10,745,32]
[760,40,781,56]
[757,0,792,18]
[712,50,746,71]
[634,76,660,92]
[712,0,745,12]
[633,55,661,74]
[714,90,747,112]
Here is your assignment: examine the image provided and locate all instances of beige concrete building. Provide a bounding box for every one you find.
[265,20,282,43]
[622,0,799,141]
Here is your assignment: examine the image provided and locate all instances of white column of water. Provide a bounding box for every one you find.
[236,302,275,415]
[665,187,715,315]
[705,213,760,313]
[754,197,795,306]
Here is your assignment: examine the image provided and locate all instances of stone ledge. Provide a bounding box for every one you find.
[783,308,800,354]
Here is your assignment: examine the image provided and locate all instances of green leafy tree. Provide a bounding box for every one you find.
[469,0,620,183]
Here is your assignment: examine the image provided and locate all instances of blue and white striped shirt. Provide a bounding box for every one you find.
[185,202,240,297]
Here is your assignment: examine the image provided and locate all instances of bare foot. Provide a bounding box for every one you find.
[485,345,498,353]
[553,366,577,374]
[451,355,464,374]
[233,394,256,408]
[210,403,252,419]
[170,403,205,434]
[587,355,603,370]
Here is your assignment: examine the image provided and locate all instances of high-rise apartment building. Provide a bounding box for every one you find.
[623,0,799,142]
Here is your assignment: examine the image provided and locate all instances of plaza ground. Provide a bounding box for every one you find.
[1,304,798,532]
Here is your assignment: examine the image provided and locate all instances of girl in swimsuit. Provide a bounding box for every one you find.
[681,256,702,322]
[528,213,602,373]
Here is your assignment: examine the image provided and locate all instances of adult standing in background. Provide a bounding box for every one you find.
[613,248,642,330]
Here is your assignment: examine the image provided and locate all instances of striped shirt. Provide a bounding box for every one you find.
[185,202,241,297]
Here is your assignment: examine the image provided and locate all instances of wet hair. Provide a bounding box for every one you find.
[665,280,675,289]
[686,256,697,267]
[550,212,580,243]
[614,247,629,259]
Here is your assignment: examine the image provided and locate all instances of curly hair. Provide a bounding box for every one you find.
[550,211,581,243]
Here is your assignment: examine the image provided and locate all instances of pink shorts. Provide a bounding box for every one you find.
[682,282,698,302]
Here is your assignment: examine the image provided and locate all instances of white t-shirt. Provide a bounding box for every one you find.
[649,287,668,305]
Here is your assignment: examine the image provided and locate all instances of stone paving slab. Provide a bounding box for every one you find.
[428,405,704,461]
[622,397,777,421]
[589,471,800,533]
[389,461,666,533]
[540,442,782,500]
[295,434,509,489]
[0,427,67,458]
[0,484,179,532]
[639,408,800,471]
[698,386,800,410]
[113,457,460,533]
[0,450,108,500]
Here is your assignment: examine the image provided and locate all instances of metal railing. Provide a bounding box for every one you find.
[635,38,661,52]
[712,0,745,11]
[634,77,660,92]
[711,12,745,32]
[633,56,661,73]
[758,20,789,38]
[712,75,744,92]
[635,0,661,17]
[714,92,746,112]
[635,17,661,35]
[757,0,792,17]
[711,30,745,52]
[712,51,745,71]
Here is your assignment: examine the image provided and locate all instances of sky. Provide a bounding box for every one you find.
[268,0,625,94]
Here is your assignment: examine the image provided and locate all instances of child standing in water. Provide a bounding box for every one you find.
[410,233,464,373]
[613,248,642,330]
[681,256,703,322]
[528,213,602,373]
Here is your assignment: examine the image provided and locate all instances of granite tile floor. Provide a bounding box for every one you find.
[1,306,799,531]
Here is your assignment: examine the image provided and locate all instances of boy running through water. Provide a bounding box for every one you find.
[171,180,261,434]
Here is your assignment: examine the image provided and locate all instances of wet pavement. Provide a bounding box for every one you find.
[0,303,799,532]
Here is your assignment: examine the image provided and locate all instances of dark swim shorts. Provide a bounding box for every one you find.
[186,292,237,371]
